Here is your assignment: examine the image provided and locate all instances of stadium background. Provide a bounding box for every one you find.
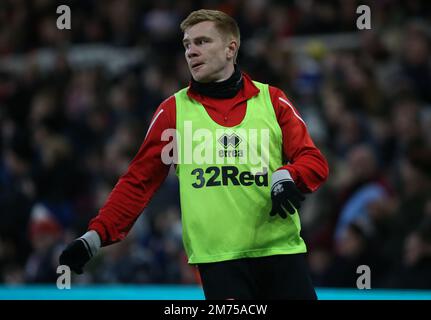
[0,0,430,298]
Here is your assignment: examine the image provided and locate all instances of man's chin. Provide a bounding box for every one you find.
[192,73,212,83]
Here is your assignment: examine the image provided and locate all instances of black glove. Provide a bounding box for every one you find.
[270,180,305,218]
[59,239,92,274]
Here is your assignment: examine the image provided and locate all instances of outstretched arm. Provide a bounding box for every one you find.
[60,96,177,273]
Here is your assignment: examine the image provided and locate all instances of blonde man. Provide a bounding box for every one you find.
[60,9,328,300]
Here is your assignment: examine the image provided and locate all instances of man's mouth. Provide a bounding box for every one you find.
[191,62,204,70]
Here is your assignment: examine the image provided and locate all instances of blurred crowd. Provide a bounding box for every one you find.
[1,0,431,289]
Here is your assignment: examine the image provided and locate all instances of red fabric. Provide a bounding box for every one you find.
[89,73,329,245]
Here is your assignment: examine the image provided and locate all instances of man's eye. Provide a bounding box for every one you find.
[198,39,207,45]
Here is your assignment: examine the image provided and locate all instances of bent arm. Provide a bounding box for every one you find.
[270,86,329,193]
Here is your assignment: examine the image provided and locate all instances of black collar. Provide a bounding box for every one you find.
[190,65,243,99]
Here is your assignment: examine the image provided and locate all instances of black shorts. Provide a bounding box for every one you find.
[197,253,317,300]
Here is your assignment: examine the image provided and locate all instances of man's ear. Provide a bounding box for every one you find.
[226,39,238,60]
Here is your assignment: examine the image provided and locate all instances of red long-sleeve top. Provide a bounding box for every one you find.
[89,73,329,246]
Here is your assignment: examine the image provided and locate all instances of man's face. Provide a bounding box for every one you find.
[183,21,236,83]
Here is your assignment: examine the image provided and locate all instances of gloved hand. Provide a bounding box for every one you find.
[270,170,305,218]
[59,231,101,274]
[59,239,91,274]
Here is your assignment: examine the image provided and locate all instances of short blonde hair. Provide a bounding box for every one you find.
[180,9,240,61]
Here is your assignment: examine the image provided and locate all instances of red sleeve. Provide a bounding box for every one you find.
[269,86,329,193]
[88,96,177,246]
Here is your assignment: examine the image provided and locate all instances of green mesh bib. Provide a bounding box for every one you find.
[175,81,306,263]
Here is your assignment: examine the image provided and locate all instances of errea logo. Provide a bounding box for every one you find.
[218,133,244,158]
[272,183,284,195]
[218,133,242,149]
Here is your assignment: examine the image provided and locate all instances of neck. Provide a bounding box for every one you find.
[214,64,235,82]
[190,64,243,99]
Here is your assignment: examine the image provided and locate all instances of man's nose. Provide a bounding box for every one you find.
[186,45,199,58]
